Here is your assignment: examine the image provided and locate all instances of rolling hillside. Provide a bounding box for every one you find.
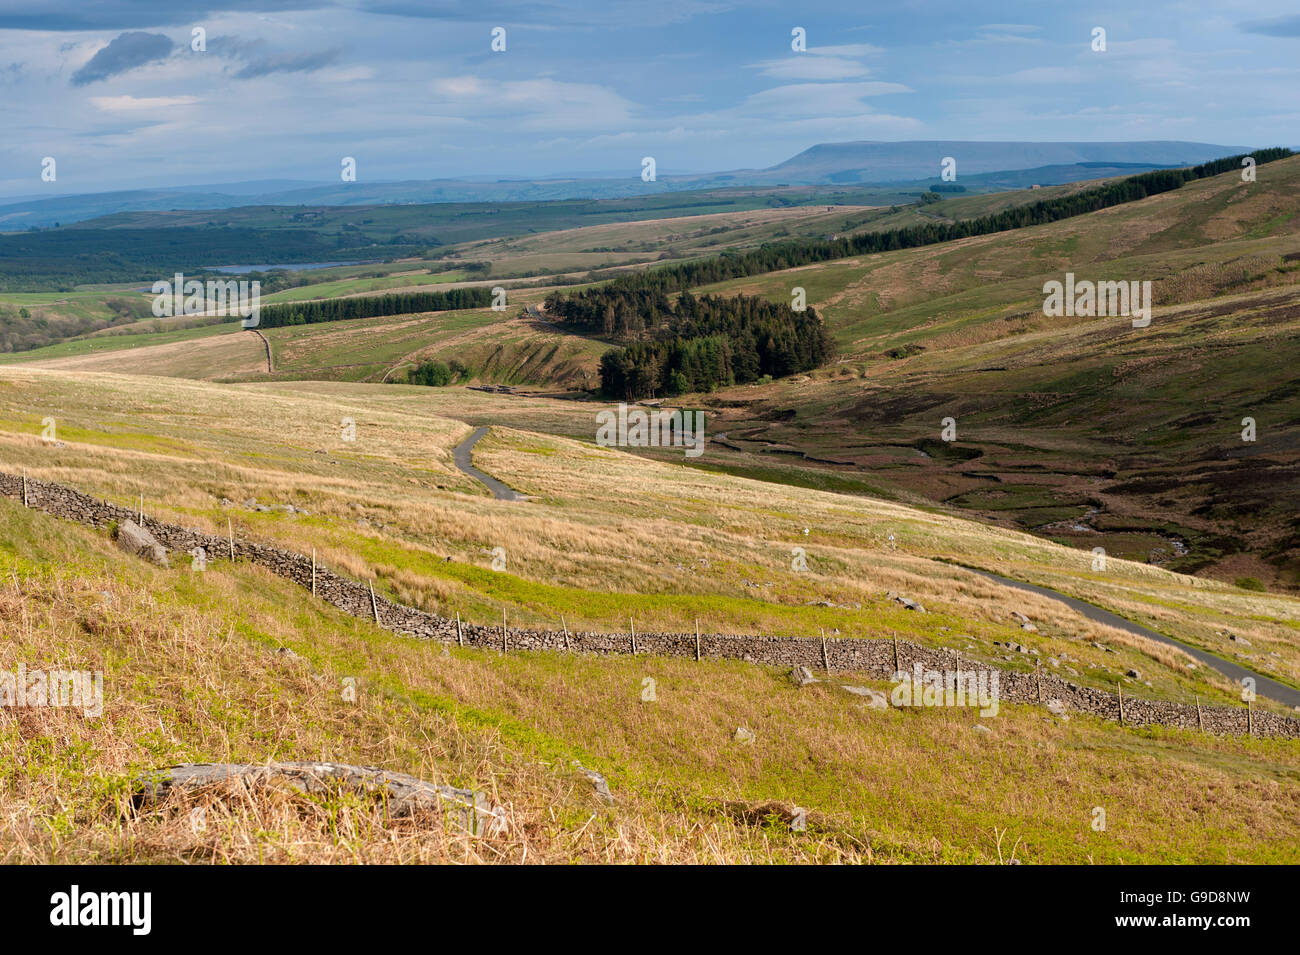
[686,155,1300,587]
[2,365,1298,863]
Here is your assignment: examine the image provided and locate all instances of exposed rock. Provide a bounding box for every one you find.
[1126,668,1141,679]
[734,726,756,744]
[841,685,888,709]
[115,520,169,567]
[135,762,499,833]
[789,665,818,686]
[974,724,992,734]
[573,762,613,805]
[1046,699,1069,721]
[1229,634,1252,647]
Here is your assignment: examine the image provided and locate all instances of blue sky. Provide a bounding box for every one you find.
[1,0,1297,196]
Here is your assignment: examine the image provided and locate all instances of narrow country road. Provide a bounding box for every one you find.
[964,566,1300,709]
[453,426,525,501]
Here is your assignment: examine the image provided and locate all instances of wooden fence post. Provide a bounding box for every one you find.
[228,517,236,561]
[821,629,829,673]
[1117,683,1124,725]
[311,549,317,598]
[630,617,636,655]
[694,619,701,661]
[369,580,379,624]
[1195,695,1202,733]
[1036,660,1042,702]
[22,469,27,508]
[892,633,899,674]
[502,610,507,653]
[561,614,569,651]
[1247,699,1252,737]
[456,611,463,647]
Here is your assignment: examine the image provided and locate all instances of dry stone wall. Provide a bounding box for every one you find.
[3,469,1296,739]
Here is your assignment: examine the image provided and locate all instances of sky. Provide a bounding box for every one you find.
[1,0,1297,196]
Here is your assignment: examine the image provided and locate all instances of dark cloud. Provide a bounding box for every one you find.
[71,31,174,86]
[0,1,325,31]
[1238,15,1300,37]
[233,47,340,78]
[208,35,340,78]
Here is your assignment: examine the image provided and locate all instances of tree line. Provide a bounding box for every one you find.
[257,287,492,328]
[548,148,1291,397]
[562,290,835,398]
[563,149,1294,301]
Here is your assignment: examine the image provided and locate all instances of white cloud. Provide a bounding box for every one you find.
[89,94,199,111]
[430,76,636,130]
[752,56,872,81]
[739,81,912,119]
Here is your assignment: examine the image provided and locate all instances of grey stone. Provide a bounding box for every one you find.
[135,761,499,833]
[573,762,613,805]
[841,685,888,708]
[734,727,756,744]
[115,520,169,567]
[789,665,818,686]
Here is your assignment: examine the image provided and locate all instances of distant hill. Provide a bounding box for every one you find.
[760,140,1248,183]
[0,140,1253,230]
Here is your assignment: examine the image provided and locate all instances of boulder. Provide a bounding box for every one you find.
[573,762,614,805]
[789,665,818,687]
[734,727,756,744]
[115,520,169,567]
[135,762,500,833]
[841,685,888,709]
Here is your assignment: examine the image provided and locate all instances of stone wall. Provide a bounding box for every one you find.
[3,468,1295,739]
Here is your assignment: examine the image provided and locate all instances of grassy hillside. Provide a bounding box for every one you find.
[7,159,1300,586]
[2,367,1298,703]
[2,367,1298,863]
[686,156,1300,587]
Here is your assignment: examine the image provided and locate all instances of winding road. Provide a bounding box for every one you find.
[449,418,1295,706]
[453,427,525,501]
[965,566,1300,709]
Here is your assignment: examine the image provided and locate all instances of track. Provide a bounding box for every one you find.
[452,426,525,501]
[964,566,1300,709]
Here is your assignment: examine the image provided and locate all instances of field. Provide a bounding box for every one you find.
[4,150,1300,867]
[3,365,1299,863]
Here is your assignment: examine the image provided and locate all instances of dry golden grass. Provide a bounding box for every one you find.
[2,366,1297,710]
[3,504,1298,864]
